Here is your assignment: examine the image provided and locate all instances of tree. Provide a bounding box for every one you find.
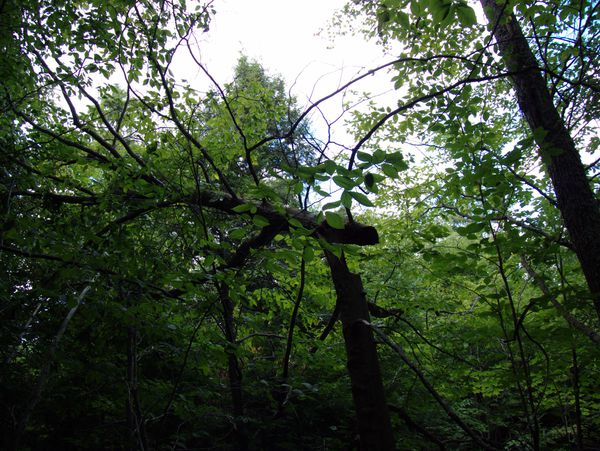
[2,0,599,449]
[1,0,394,448]
[479,0,600,322]
[344,0,600,319]
[338,0,599,448]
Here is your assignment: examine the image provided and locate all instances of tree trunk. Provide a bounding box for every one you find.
[571,346,583,450]
[12,285,91,450]
[325,251,395,450]
[217,282,248,451]
[126,326,148,451]
[481,0,600,321]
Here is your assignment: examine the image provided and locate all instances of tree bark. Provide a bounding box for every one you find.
[217,283,248,451]
[481,0,600,321]
[324,251,395,450]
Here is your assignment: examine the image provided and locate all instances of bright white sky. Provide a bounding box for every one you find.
[198,0,385,89]
[188,0,397,149]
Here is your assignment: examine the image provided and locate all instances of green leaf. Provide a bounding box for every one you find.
[303,246,315,262]
[364,173,376,189]
[146,142,158,153]
[397,11,410,28]
[456,4,477,26]
[372,149,386,164]
[232,203,255,213]
[341,191,353,209]
[322,200,341,210]
[385,151,406,169]
[325,211,345,230]
[357,151,372,162]
[456,222,486,236]
[411,0,423,16]
[381,163,398,178]
[252,215,270,227]
[313,188,328,199]
[349,191,374,207]
[324,159,338,175]
[332,175,356,190]
[293,181,304,195]
[429,0,451,23]
[229,228,246,240]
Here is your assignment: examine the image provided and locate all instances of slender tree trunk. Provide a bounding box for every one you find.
[13,285,91,450]
[282,258,306,381]
[6,302,42,364]
[490,229,540,450]
[481,0,600,321]
[388,404,446,450]
[276,257,307,417]
[127,326,148,451]
[521,256,600,346]
[217,282,248,451]
[370,324,497,450]
[571,346,583,450]
[324,251,395,450]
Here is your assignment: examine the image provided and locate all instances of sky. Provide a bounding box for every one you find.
[197,0,387,94]
[185,0,396,149]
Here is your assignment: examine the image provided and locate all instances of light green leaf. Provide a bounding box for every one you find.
[288,218,304,229]
[341,191,353,209]
[325,211,345,230]
[232,203,254,213]
[333,175,356,190]
[322,200,341,210]
[252,215,270,227]
[349,191,374,207]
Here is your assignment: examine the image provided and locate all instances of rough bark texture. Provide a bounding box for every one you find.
[481,0,600,320]
[325,251,395,450]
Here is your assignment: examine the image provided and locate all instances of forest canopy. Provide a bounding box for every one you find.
[1,0,599,450]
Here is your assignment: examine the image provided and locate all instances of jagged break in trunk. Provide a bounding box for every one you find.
[325,251,395,450]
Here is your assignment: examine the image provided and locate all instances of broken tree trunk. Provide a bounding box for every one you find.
[324,251,395,450]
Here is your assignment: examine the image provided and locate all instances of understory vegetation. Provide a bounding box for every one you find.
[1,0,599,449]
